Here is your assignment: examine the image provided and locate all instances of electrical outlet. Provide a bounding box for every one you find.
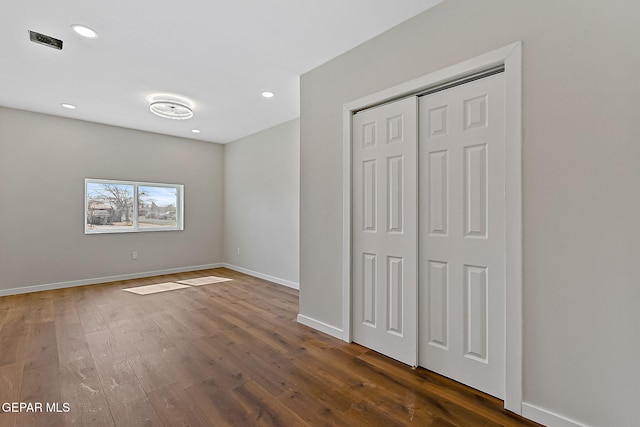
[132,251,138,260]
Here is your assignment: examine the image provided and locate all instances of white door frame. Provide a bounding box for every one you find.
[341,42,523,414]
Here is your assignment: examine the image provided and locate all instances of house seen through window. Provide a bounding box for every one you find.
[85,179,183,234]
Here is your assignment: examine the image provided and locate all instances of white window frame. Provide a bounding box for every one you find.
[85,178,184,234]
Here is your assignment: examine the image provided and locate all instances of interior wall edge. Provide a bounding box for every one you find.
[296,313,343,340]
[221,263,299,290]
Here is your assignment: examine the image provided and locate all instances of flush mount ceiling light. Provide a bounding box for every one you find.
[261,91,275,98]
[61,103,76,109]
[71,24,99,38]
[149,100,193,120]
[191,129,201,134]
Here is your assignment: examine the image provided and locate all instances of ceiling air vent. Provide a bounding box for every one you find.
[29,30,63,50]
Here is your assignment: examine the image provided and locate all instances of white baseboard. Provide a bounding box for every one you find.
[296,314,343,340]
[0,264,223,297]
[221,263,299,290]
[522,402,590,427]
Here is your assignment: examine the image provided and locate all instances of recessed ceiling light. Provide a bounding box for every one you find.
[261,91,275,98]
[61,103,76,109]
[191,129,201,134]
[71,24,99,38]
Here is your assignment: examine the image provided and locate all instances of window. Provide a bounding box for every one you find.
[85,179,183,234]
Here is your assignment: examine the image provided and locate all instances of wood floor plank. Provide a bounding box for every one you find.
[0,306,9,329]
[166,306,225,338]
[176,340,250,391]
[93,358,136,396]
[85,330,126,363]
[229,380,311,427]
[276,361,354,425]
[17,363,64,427]
[23,321,58,372]
[147,382,210,427]
[205,323,256,347]
[98,303,148,335]
[55,321,91,366]
[185,378,254,427]
[60,355,114,427]
[0,268,541,427]
[52,300,81,327]
[75,298,107,335]
[108,396,164,427]
[214,335,296,397]
[147,311,192,339]
[0,325,30,366]
[101,375,147,410]
[127,351,177,393]
[0,362,24,427]
[25,296,54,325]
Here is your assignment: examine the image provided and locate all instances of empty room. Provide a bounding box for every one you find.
[1,1,638,426]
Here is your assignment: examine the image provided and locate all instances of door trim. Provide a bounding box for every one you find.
[342,42,523,414]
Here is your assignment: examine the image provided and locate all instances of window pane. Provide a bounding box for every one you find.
[138,186,178,228]
[86,182,134,232]
[85,179,183,234]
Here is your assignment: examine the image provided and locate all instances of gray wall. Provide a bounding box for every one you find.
[223,118,300,286]
[0,107,224,291]
[299,1,640,426]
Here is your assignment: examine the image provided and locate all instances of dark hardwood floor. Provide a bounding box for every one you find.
[0,268,541,427]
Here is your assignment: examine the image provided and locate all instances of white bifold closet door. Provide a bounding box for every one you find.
[352,97,418,366]
[418,72,506,398]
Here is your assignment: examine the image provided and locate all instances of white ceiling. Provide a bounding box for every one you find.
[0,0,442,144]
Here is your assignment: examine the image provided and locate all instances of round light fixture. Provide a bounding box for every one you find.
[261,91,275,98]
[71,24,99,38]
[61,103,76,109]
[149,100,193,120]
